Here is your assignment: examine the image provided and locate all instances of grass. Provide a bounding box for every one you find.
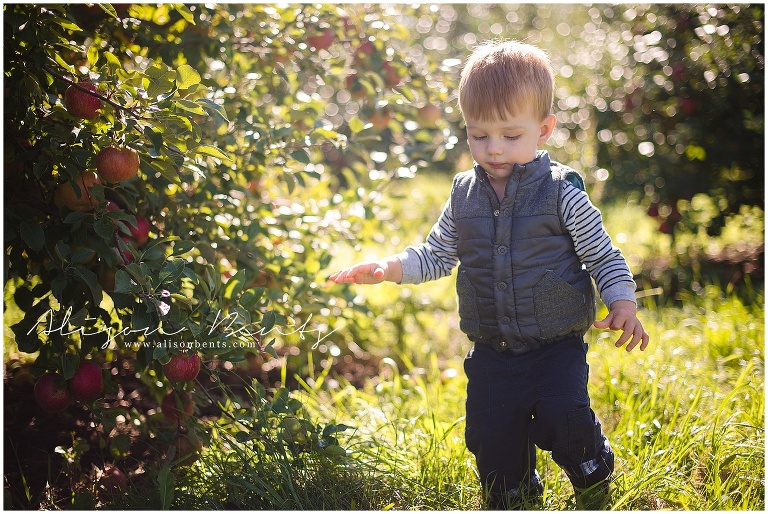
[137,284,763,510]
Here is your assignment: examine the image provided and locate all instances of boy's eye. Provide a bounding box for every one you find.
[471,135,487,141]
[505,135,522,141]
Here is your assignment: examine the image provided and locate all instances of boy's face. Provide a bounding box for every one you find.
[465,107,556,183]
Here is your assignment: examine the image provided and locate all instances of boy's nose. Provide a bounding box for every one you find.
[487,143,503,156]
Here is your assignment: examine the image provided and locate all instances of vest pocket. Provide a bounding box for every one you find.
[456,270,481,337]
[533,270,592,340]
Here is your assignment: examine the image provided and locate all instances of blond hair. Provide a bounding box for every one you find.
[458,40,554,122]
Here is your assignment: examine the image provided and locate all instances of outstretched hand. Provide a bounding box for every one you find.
[593,301,650,352]
[327,261,387,285]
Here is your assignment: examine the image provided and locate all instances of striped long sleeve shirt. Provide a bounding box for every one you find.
[395,180,637,308]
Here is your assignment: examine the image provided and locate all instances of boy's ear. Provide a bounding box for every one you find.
[538,114,557,144]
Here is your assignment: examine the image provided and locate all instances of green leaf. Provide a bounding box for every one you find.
[198,98,229,122]
[261,311,277,334]
[176,64,201,89]
[195,144,231,162]
[158,259,186,284]
[64,211,90,224]
[290,149,310,164]
[114,269,139,294]
[348,117,365,134]
[144,126,164,151]
[171,240,195,256]
[87,45,99,66]
[20,221,44,252]
[157,466,175,510]
[104,51,121,67]
[175,99,206,115]
[110,433,131,460]
[62,354,80,380]
[72,266,103,304]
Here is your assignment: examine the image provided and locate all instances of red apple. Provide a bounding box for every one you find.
[64,82,102,120]
[128,216,150,246]
[353,40,375,64]
[163,353,201,382]
[54,171,101,212]
[382,61,402,88]
[34,372,72,413]
[161,390,194,424]
[68,360,104,402]
[306,28,334,50]
[369,107,393,130]
[96,146,139,183]
[416,103,441,128]
[98,466,127,493]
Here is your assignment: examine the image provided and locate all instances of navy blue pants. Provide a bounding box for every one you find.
[464,336,614,508]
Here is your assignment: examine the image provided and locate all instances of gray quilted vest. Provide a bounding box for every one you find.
[452,151,596,355]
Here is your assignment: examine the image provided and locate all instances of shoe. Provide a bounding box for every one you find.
[575,479,612,510]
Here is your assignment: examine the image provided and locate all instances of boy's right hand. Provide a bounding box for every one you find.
[327,258,402,284]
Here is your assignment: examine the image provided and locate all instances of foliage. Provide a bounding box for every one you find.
[4,3,453,503]
[3,4,449,412]
[593,4,764,230]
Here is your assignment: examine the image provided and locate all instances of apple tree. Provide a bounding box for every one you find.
[3,2,455,492]
[593,4,764,234]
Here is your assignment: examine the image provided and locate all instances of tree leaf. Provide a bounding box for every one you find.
[87,45,99,66]
[348,117,365,134]
[195,144,231,162]
[176,64,201,89]
[20,221,44,252]
[197,98,229,122]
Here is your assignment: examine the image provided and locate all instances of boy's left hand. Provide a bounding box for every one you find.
[593,300,650,352]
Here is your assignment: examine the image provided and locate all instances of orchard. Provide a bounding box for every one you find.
[3,3,763,510]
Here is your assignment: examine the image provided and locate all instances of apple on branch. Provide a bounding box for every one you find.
[163,352,201,382]
[96,146,140,183]
[34,372,72,413]
[54,171,101,212]
[64,82,102,120]
[68,360,104,402]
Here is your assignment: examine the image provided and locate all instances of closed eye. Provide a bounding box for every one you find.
[471,135,487,141]
[505,135,522,140]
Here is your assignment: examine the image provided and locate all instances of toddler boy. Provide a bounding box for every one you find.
[329,40,649,509]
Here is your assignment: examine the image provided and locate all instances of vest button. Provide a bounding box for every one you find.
[497,246,508,255]
[493,210,500,217]
[496,282,507,290]
[500,316,510,324]
[499,341,508,348]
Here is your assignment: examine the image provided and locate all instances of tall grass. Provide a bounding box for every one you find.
[145,286,763,510]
